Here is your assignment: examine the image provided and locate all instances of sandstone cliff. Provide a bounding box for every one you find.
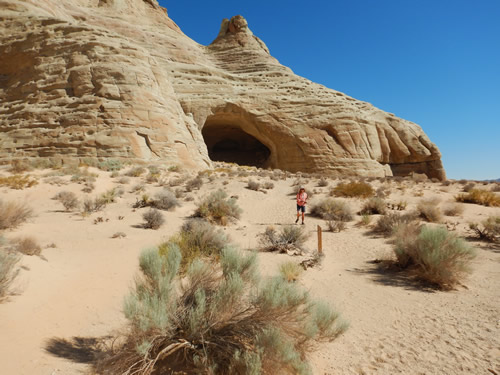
[0,0,445,179]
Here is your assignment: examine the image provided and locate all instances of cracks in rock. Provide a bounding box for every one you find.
[136,131,159,158]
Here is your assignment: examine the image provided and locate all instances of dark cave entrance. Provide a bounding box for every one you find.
[202,123,271,168]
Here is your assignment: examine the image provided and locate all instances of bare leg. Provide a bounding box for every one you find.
[296,212,300,223]
[302,212,305,223]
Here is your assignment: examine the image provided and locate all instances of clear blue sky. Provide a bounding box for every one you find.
[161,0,500,180]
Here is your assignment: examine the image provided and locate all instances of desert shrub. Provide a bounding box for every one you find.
[12,236,42,256]
[360,197,387,215]
[194,190,242,225]
[9,160,32,173]
[259,225,309,253]
[456,189,500,207]
[462,182,475,192]
[247,179,260,191]
[70,168,97,184]
[310,199,353,222]
[375,185,390,198]
[54,191,80,211]
[0,200,33,230]
[125,166,146,177]
[100,188,123,204]
[0,175,38,189]
[358,214,372,227]
[130,183,145,193]
[373,211,419,236]
[98,159,123,172]
[331,181,374,198]
[159,219,228,270]
[317,178,329,187]
[279,261,303,282]
[469,216,500,242]
[417,198,443,223]
[142,209,164,230]
[117,176,130,185]
[262,181,275,190]
[394,225,476,289]
[168,165,180,172]
[411,173,428,183]
[112,232,127,239]
[0,247,20,301]
[185,176,203,192]
[168,176,188,187]
[152,190,179,211]
[82,182,95,193]
[95,247,347,375]
[82,196,107,214]
[327,220,346,232]
[490,183,500,192]
[443,203,464,217]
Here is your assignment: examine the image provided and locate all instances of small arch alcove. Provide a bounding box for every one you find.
[202,115,271,168]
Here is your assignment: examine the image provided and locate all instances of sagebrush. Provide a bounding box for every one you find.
[95,246,347,374]
[0,200,33,230]
[331,181,374,198]
[311,199,353,222]
[194,190,242,225]
[259,225,309,253]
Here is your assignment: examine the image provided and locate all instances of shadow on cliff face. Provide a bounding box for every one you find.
[202,123,270,168]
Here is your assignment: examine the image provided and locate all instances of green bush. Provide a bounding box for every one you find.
[0,200,33,230]
[159,219,229,270]
[456,189,500,207]
[331,181,374,198]
[360,197,387,215]
[311,199,353,222]
[279,261,303,282]
[259,225,309,253]
[95,246,347,374]
[152,190,179,211]
[98,159,123,172]
[394,226,476,289]
[194,189,242,225]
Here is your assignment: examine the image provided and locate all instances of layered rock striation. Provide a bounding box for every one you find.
[0,0,445,179]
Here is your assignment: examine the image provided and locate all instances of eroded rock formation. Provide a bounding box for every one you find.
[0,0,445,179]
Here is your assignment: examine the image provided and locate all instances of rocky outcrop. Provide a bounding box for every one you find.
[0,0,445,179]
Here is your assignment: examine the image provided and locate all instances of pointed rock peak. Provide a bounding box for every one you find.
[217,15,253,38]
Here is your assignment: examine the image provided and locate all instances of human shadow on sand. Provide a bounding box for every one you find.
[45,336,109,364]
[347,260,440,293]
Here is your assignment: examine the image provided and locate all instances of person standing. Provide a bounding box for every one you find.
[295,187,308,225]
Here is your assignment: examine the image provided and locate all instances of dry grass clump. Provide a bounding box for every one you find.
[360,197,387,215]
[462,182,475,192]
[279,261,303,282]
[95,247,347,375]
[417,198,443,223]
[82,197,107,214]
[0,175,38,189]
[125,166,147,177]
[194,190,242,225]
[12,236,42,256]
[159,219,229,270]
[456,189,500,207]
[70,168,97,184]
[142,209,165,230]
[327,220,346,232]
[259,225,309,253]
[0,200,33,230]
[373,211,419,236]
[53,191,80,211]
[490,183,500,192]
[111,232,127,239]
[247,179,260,191]
[358,214,372,227]
[0,245,20,302]
[9,160,33,173]
[311,199,353,222]
[317,178,329,187]
[262,181,275,190]
[443,203,465,217]
[331,181,374,198]
[185,176,203,192]
[469,216,500,242]
[393,225,476,289]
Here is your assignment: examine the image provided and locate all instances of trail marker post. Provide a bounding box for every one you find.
[317,225,322,254]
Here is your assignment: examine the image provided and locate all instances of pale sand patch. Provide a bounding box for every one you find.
[0,168,498,374]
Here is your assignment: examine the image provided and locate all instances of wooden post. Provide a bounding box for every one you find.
[317,225,322,254]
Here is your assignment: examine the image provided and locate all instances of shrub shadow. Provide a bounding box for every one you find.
[44,336,109,364]
[347,260,439,293]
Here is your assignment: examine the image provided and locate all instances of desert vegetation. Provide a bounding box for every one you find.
[0,200,33,230]
[95,246,347,375]
[331,181,374,198]
[311,199,353,222]
[0,244,20,302]
[194,189,242,225]
[456,189,500,207]
[259,225,309,253]
[142,209,165,230]
[469,216,500,242]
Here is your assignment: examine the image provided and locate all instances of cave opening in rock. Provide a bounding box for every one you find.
[202,122,271,168]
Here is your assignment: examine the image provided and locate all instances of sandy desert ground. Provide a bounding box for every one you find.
[0,163,498,375]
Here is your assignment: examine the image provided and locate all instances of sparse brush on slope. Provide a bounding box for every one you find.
[331,181,374,198]
[456,189,500,207]
[0,239,20,302]
[259,225,309,253]
[310,199,353,222]
[95,246,347,375]
[469,216,500,242]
